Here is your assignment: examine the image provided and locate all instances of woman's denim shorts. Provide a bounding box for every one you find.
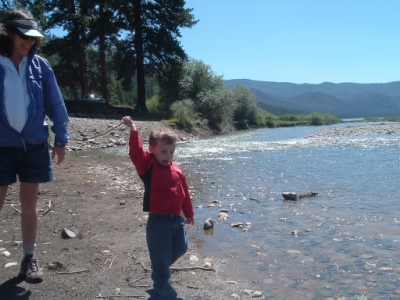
[0,143,54,186]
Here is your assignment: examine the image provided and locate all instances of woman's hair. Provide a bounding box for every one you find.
[0,9,43,57]
[149,127,178,147]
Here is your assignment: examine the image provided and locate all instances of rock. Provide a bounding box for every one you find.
[1,250,10,257]
[189,255,199,262]
[203,218,214,230]
[218,212,229,220]
[62,228,76,239]
[250,290,263,297]
[282,192,297,200]
[230,222,244,227]
[287,250,301,254]
[5,262,18,268]
[279,218,287,222]
[291,230,302,236]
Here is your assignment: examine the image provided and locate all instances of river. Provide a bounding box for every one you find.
[171,122,400,299]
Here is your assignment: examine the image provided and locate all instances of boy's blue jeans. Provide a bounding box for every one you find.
[146,213,188,297]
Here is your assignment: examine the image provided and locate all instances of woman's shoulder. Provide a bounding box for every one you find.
[31,54,50,66]
[28,54,53,74]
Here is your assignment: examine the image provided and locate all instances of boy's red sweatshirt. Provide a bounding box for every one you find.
[128,130,194,218]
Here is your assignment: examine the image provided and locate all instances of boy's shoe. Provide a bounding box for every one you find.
[19,255,43,283]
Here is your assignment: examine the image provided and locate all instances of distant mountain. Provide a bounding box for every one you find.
[225,79,400,118]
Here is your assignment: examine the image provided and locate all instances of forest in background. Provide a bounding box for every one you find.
[1,1,358,132]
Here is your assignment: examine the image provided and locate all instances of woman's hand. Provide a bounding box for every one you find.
[52,146,66,164]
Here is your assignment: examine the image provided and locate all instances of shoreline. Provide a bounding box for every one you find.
[1,119,398,299]
[1,117,261,300]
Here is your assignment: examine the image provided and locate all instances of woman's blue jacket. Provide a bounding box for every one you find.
[0,53,69,148]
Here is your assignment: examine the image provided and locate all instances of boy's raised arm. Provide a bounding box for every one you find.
[121,116,136,131]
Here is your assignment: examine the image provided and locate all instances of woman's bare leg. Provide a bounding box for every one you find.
[20,182,39,245]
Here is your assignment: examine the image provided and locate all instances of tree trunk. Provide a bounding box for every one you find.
[99,5,109,103]
[70,0,87,96]
[133,0,148,114]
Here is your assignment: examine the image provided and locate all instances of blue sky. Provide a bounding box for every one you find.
[179,0,399,84]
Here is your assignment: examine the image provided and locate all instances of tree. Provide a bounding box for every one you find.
[232,84,258,128]
[116,0,197,114]
[178,59,225,102]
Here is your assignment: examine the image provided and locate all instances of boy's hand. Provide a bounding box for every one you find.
[121,116,136,131]
[185,217,194,225]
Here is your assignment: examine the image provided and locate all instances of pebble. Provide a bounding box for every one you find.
[5,262,18,268]
[1,250,10,257]
[250,290,263,297]
[189,255,199,262]
[62,228,76,239]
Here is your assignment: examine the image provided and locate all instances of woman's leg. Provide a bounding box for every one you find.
[20,182,39,245]
[18,182,43,283]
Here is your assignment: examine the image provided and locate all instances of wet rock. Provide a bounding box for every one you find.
[218,212,229,220]
[203,218,214,230]
[282,192,297,200]
[291,230,302,236]
[230,222,244,227]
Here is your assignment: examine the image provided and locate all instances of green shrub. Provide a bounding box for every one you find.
[170,99,201,132]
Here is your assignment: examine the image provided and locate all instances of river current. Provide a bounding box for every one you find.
[174,122,400,299]
[109,122,400,299]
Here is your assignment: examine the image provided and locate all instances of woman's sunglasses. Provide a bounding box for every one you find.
[15,30,36,41]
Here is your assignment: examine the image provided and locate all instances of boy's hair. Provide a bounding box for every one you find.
[149,127,178,147]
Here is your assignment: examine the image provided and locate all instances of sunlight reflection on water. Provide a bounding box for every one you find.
[105,123,400,299]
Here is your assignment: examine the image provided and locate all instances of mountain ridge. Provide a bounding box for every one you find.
[225,79,400,117]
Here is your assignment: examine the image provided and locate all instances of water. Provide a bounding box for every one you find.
[174,123,400,299]
[108,122,400,299]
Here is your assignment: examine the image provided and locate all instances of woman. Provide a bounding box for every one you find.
[0,9,69,283]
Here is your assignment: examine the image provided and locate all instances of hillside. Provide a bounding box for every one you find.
[225,79,400,118]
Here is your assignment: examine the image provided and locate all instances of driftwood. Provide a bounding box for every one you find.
[282,191,318,200]
[298,192,318,198]
[140,262,214,272]
[95,296,145,299]
[57,269,91,274]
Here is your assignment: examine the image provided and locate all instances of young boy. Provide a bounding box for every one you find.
[121,116,194,299]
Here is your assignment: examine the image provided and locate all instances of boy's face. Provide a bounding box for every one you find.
[149,140,176,166]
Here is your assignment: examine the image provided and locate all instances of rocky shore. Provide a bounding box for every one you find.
[1,116,265,300]
[2,118,398,299]
[64,117,200,152]
[306,122,400,138]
